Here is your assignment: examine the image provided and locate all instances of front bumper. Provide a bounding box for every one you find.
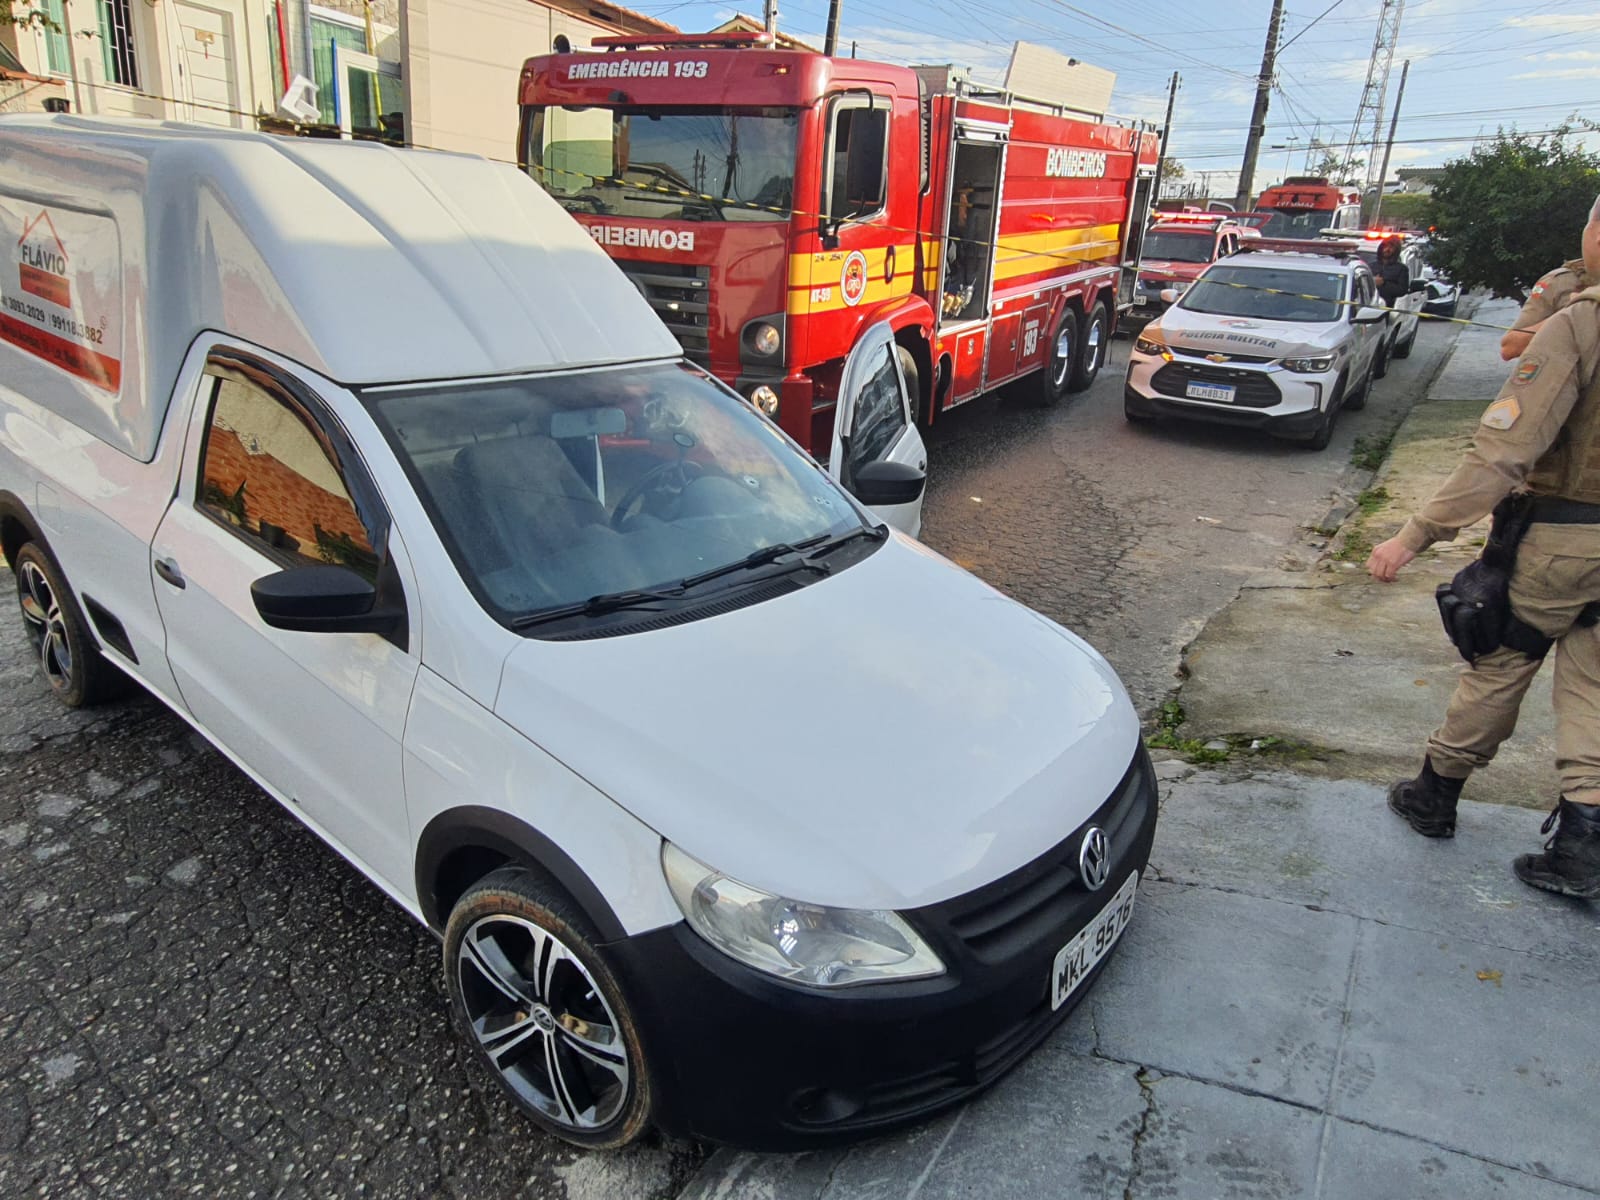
[1124,348,1336,436]
[608,748,1159,1149]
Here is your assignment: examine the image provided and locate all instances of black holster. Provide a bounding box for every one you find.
[1434,494,1554,663]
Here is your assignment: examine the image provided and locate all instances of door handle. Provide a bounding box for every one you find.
[885,243,897,283]
[154,557,186,590]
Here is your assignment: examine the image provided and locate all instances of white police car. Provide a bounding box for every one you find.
[1123,246,1390,450]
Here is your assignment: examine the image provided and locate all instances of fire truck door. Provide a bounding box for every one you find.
[830,321,927,537]
[1117,163,1158,309]
[819,92,898,307]
[940,131,1007,326]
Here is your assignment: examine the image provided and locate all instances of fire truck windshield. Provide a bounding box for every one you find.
[524,106,798,223]
[1248,209,1335,238]
[1143,231,1214,263]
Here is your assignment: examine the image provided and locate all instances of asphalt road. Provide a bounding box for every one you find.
[918,314,1463,716]
[0,314,1464,1199]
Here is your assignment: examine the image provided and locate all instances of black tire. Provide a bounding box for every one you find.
[1344,357,1372,412]
[12,542,122,707]
[1035,307,1079,406]
[896,343,924,426]
[1302,404,1336,450]
[1428,299,1457,319]
[1068,302,1109,393]
[444,865,653,1149]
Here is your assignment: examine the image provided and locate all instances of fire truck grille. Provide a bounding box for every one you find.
[616,260,712,366]
[1151,362,1282,408]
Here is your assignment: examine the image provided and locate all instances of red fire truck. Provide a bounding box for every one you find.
[1245,177,1363,241]
[517,34,1160,456]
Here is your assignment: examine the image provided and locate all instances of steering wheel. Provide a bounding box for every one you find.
[610,459,708,530]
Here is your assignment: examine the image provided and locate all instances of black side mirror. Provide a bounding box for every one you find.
[1409,280,1429,294]
[252,565,404,637]
[851,459,926,508]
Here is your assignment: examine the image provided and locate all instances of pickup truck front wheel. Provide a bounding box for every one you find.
[13,542,120,707]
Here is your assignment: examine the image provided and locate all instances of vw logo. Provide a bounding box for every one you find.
[531,1004,558,1033]
[1079,827,1111,891]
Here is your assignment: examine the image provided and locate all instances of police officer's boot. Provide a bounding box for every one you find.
[1387,757,1466,838]
[1513,799,1600,899]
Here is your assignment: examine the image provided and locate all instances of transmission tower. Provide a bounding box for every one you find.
[1340,0,1406,189]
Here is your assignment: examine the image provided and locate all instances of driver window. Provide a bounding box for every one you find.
[827,101,888,222]
[843,347,907,492]
[197,371,381,581]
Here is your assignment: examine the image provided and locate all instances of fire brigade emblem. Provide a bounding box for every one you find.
[840,251,868,307]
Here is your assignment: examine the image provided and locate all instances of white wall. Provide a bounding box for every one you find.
[401,0,634,160]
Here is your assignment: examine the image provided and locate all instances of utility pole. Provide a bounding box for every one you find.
[765,0,780,37]
[823,0,840,54]
[1151,72,1180,203]
[1234,0,1285,211]
[1370,58,1409,226]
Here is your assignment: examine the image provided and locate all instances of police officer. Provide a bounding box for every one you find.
[1367,192,1600,898]
[1500,248,1597,361]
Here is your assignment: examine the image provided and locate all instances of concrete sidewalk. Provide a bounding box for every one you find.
[680,767,1600,1200]
[1175,298,1564,808]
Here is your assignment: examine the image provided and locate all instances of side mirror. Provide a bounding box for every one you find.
[252,565,403,635]
[851,459,925,508]
[1408,280,1429,294]
[1160,288,1180,305]
[1353,306,1389,324]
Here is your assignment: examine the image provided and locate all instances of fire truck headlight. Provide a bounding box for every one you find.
[750,386,781,417]
[749,322,782,358]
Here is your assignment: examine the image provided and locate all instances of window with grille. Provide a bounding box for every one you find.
[97,0,139,89]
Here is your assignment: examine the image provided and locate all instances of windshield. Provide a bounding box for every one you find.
[1144,231,1214,263]
[524,105,797,222]
[365,363,862,624]
[1247,208,1335,239]
[1180,265,1346,323]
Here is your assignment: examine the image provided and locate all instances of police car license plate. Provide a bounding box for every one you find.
[1051,871,1139,1010]
[1186,381,1236,403]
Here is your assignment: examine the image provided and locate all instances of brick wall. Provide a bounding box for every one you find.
[203,428,373,561]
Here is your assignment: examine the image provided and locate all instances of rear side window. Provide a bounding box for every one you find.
[827,101,889,222]
[198,373,382,581]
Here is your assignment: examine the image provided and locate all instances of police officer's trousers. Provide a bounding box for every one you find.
[1428,524,1600,805]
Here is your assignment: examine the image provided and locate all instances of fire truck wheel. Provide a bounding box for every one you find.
[1068,303,1109,393]
[1037,309,1079,406]
[896,345,924,425]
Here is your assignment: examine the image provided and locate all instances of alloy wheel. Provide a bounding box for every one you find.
[1052,326,1074,389]
[18,560,73,693]
[456,914,631,1132]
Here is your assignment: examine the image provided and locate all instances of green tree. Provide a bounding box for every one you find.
[1160,156,1186,180]
[1426,126,1600,302]
[1308,147,1363,184]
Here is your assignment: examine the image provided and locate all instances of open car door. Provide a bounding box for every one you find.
[829,322,927,537]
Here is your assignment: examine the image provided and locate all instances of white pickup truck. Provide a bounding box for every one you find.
[0,116,1155,1151]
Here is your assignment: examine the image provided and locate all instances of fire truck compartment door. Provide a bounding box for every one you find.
[830,321,927,538]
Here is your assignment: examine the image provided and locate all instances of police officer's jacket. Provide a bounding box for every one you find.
[1398,286,1600,553]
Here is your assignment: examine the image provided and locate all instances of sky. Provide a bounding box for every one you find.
[620,0,1600,198]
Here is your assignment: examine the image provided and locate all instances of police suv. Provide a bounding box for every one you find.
[1123,243,1391,450]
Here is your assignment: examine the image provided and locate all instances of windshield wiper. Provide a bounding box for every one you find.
[511,586,684,630]
[800,524,890,561]
[677,536,834,590]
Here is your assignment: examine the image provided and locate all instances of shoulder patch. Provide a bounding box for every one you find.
[1482,397,1521,431]
[1515,359,1543,384]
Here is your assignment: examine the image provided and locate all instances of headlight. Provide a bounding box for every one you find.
[661,843,945,987]
[1134,333,1167,357]
[747,322,781,358]
[1282,355,1334,373]
[749,385,780,417]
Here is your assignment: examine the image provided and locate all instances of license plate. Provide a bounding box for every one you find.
[1185,381,1236,403]
[1051,871,1138,1010]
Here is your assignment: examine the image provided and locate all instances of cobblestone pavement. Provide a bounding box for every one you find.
[919,322,1459,714]
[0,319,1462,1198]
[0,604,699,1199]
